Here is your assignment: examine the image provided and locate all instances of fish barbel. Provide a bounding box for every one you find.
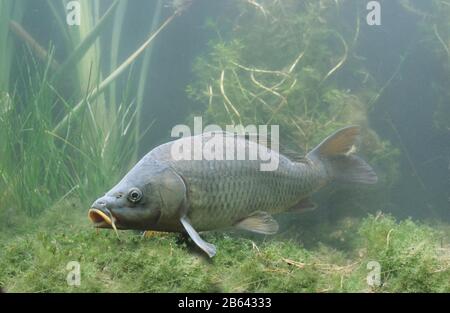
[89,126,377,257]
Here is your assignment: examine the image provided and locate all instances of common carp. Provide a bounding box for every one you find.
[89,126,377,257]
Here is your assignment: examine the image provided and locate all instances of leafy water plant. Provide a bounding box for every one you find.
[0,206,448,292]
[186,0,400,216]
[359,213,450,292]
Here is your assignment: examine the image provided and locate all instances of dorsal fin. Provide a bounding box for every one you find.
[307,126,360,159]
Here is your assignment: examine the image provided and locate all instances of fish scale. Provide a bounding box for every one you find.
[90,126,377,257]
[151,134,326,231]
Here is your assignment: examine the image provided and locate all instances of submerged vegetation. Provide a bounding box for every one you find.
[186,0,401,216]
[418,0,450,132]
[0,207,449,292]
[0,0,449,292]
[0,0,180,216]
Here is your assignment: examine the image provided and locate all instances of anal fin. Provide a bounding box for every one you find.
[180,216,216,258]
[235,211,279,235]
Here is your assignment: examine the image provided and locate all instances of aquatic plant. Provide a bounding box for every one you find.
[427,1,450,132]
[0,53,136,216]
[0,0,188,216]
[0,1,25,91]
[0,206,448,292]
[398,1,450,132]
[186,0,400,216]
[358,213,450,292]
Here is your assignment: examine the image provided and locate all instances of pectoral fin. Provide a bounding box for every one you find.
[180,216,216,258]
[235,211,279,235]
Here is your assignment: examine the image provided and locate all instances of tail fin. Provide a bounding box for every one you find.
[306,126,378,184]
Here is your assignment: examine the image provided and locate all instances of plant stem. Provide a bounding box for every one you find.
[135,0,164,161]
[54,11,178,134]
[9,21,60,71]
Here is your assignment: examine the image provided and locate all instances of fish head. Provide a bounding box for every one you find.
[89,158,186,230]
[89,184,161,230]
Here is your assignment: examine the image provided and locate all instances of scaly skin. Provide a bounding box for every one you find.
[90,127,376,257]
[149,132,329,231]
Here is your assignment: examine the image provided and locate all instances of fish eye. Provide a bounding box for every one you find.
[127,188,142,203]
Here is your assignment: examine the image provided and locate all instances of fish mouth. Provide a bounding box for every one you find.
[88,208,113,228]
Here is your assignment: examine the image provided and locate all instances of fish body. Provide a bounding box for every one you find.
[89,126,377,257]
[148,134,326,232]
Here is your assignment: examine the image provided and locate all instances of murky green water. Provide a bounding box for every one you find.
[0,0,449,292]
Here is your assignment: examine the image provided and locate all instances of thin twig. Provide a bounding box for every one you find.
[220,70,241,124]
[232,62,288,76]
[246,0,268,17]
[433,24,450,60]
[321,32,348,84]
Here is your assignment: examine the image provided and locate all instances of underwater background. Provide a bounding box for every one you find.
[0,0,449,292]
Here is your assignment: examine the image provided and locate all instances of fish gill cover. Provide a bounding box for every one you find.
[0,0,449,292]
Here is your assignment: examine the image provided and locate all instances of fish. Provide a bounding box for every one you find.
[89,126,377,257]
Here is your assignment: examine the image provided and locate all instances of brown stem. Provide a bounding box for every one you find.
[9,20,60,70]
